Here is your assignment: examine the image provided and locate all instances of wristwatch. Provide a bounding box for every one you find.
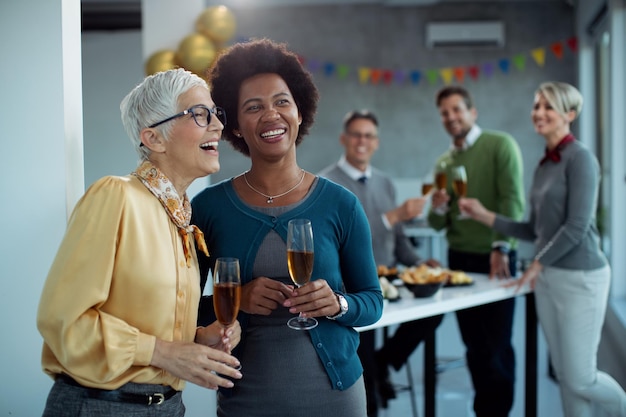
[327,293,348,320]
[492,243,510,255]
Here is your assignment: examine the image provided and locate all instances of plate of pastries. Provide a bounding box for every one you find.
[399,264,473,286]
[399,265,474,297]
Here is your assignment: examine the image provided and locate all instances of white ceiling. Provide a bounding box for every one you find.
[80,0,573,30]
[81,0,569,7]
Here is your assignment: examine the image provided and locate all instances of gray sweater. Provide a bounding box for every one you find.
[318,164,421,267]
[493,140,607,270]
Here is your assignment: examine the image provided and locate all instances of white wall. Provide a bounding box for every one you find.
[0,0,81,415]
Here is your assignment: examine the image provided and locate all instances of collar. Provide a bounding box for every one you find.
[540,133,576,165]
[338,155,371,181]
[449,125,482,152]
[132,160,209,267]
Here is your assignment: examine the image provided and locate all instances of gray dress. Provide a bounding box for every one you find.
[217,184,367,417]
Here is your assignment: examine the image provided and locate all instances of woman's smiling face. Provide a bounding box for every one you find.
[531,93,572,140]
[236,73,302,161]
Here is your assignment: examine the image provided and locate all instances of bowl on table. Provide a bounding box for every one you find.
[399,265,448,298]
[404,280,445,298]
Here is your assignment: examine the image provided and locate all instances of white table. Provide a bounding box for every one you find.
[356,274,538,417]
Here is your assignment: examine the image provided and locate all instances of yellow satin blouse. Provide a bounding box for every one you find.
[37,175,201,391]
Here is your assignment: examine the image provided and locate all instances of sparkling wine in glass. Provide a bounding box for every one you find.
[422,172,435,196]
[452,165,469,219]
[213,257,241,330]
[286,219,318,330]
[435,161,448,191]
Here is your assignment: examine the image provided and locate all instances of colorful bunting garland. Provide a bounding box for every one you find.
[297,36,578,87]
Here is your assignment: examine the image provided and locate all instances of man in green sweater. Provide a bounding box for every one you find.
[428,86,525,417]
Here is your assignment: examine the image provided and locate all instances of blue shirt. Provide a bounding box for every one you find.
[191,177,383,390]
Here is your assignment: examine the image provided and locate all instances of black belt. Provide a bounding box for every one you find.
[57,374,179,406]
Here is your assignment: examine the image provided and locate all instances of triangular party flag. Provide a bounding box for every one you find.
[467,65,479,80]
[323,62,335,77]
[453,67,465,83]
[512,54,526,71]
[531,48,546,67]
[483,62,495,77]
[550,42,564,59]
[409,70,422,85]
[566,37,578,52]
[426,69,439,85]
[307,59,321,73]
[371,69,383,85]
[358,67,371,84]
[498,58,510,74]
[440,68,454,85]
[337,64,350,80]
[382,70,394,85]
[394,70,407,84]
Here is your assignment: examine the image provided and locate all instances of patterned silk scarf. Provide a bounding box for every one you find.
[133,161,209,267]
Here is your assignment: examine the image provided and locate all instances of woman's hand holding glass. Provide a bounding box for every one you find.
[457,197,496,226]
[195,321,241,354]
[283,278,342,320]
[240,277,294,316]
[151,337,242,390]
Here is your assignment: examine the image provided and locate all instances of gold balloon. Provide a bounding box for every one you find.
[177,33,217,77]
[195,6,237,45]
[145,49,177,76]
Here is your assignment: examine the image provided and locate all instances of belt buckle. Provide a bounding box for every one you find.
[148,393,165,405]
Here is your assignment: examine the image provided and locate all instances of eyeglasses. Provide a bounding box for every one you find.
[346,131,378,140]
[148,105,227,128]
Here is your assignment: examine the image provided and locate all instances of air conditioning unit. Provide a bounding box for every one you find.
[425,21,505,48]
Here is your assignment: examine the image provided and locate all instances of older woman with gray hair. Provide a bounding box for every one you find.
[459,81,626,417]
[37,68,241,417]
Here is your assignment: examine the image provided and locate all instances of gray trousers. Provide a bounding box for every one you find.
[536,264,626,417]
[42,377,185,417]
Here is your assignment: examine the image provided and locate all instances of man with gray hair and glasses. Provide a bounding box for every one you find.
[319,109,443,417]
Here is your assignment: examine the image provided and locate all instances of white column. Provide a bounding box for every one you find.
[609,0,626,298]
[0,0,82,415]
[62,0,85,215]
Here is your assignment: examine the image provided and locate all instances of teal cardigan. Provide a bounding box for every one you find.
[191,177,383,391]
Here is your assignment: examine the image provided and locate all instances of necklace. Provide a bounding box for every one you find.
[243,169,306,204]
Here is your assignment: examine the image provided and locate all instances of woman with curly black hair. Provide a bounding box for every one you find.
[191,39,383,417]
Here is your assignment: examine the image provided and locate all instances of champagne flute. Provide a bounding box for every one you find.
[421,172,435,196]
[435,161,448,191]
[452,165,469,219]
[286,219,318,330]
[213,257,242,353]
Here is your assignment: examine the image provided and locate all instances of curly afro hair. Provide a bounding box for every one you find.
[207,38,319,156]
